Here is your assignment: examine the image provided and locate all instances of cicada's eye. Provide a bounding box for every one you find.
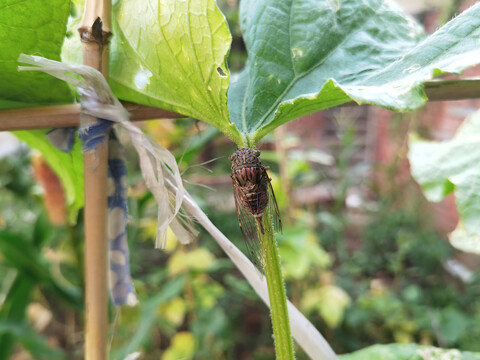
[228,155,233,161]
[254,150,260,157]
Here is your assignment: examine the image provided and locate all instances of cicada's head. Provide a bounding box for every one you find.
[229,147,261,171]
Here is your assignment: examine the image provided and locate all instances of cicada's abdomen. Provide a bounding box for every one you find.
[229,147,283,269]
[231,166,269,217]
[230,147,270,233]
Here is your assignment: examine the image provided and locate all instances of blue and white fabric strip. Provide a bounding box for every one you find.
[50,119,138,306]
[106,134,137,306]
[79,119,138,306]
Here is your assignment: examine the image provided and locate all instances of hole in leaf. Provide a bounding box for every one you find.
[217,67,227,77]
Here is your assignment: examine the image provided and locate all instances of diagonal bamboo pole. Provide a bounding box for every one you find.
[1,78,479,132]
[78,1,111,359]
[0,103,183,131]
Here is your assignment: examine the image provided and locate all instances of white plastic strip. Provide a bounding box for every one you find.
[18,54,194,247]
[180,189,338,360]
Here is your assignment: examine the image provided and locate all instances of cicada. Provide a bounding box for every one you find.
[229,147,282,269]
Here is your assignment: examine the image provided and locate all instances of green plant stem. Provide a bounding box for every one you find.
[258,209,295,360]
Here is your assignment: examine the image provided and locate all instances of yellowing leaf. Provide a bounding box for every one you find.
[302,285,351,328]
[191,275,225,308]
[158,297,187,327]
[187,248,216,272]
[164,227,179,253]
[393,330,414,344]
[140,220,178,252]
[161,332,195,360]
[168,248,216,276]
[168,252,189,276]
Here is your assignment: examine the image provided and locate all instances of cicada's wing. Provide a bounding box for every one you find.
[264,169,283,234]
[232,180,264,270]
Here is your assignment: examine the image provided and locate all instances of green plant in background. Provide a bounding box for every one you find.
[264,110,480,355]
[407,109,480,352]
[3,124,480,358]
[13,130,84,223]
[410,110,480,254]
[3,0,480,358]
[0,151,83,359]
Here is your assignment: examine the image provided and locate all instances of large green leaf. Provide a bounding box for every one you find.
[107,0,241,143]
[340,344,480,360]
[229,0,480,145]
[13,130,84,224]
[0,0,73,109]
[409,110,480,236]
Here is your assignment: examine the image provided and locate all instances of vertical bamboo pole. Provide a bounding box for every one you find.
[78,2,112,359]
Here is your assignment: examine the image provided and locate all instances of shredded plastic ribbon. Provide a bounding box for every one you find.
[19,54,197,306]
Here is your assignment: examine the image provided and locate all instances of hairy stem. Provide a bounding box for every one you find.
[177,188,337,360]
[258,209,295,360]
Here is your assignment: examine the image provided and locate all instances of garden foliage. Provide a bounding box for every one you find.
[410,110,480,255]
[2,0,480,358]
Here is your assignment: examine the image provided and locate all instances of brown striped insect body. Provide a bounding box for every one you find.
[229,147,282,269]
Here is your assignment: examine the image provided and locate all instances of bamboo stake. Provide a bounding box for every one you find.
[1,78,479,132]
[83,145,109,360]
[79,1,111,359]
[0,103,182,131]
